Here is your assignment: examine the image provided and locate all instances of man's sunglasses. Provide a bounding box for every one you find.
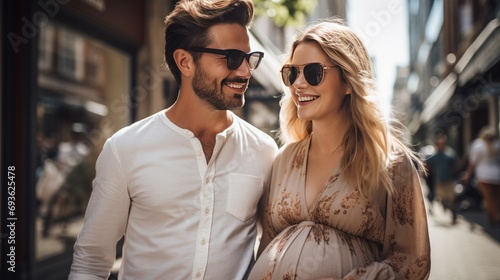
[189,47,264,70]
[281,63,341,87]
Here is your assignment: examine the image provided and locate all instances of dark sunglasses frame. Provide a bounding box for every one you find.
[281,62,341,86]
[189,47,264,70]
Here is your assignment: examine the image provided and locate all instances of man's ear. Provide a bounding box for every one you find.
[173,49,195,78]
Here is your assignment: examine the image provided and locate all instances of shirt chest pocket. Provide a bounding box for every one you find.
[227,173,264,222]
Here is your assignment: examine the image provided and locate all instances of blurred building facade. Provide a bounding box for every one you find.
[392,65,412,140]
[406,0,500,157]
[2,1,145,279]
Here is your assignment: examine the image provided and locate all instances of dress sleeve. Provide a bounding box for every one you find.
[69,137,131,280]
[344,155,431,280]
[256,178,273,258]
[256,146,287,257]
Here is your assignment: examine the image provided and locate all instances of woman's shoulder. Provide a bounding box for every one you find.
[272,137,310,172]
[389,146,419,177]
[277,137,309,157]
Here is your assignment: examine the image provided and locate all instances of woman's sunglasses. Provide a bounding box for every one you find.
[189,47,264,70]
[281,63,341,86]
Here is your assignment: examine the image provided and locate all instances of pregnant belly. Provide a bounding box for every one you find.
[249,221,379,280]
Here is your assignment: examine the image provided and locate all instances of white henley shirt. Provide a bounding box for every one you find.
[69,110,278,280]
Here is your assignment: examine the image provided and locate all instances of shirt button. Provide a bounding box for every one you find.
[205,177,210,184]
[204,208,210,214]
[201,239,206,245]
[187,131,194,137]
[196,272,201,278]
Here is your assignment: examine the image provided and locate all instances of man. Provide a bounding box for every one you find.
[69,0,278,279]
[425,134,460,224]
[419,144,436,214]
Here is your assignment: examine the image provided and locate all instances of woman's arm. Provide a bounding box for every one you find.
[255,146,289,258]
[343,154,431,280]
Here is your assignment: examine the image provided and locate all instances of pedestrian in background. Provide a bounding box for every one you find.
[425,134,460,224]
[249,18,430,280]
[464,126,500,228]
[419,144,437,214]
[69,0,278,279]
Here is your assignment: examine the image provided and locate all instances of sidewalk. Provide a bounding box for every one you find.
[427,202,500,280]
[460,209,500,243]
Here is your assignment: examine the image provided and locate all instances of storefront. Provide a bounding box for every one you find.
[416,18,500,156]
[2,1,144,279]
[453,18,500,148]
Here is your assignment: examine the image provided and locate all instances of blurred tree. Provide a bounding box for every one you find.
[253,0,317,27]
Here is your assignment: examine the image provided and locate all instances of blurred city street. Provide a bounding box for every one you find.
[425,190,500,280]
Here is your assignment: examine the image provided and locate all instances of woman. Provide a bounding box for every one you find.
[464,126,500,227]
[250,19,430,280]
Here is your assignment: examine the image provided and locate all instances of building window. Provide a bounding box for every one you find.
[39,22,55,71]
[58,28,84,81]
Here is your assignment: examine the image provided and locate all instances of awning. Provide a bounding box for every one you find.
[420,72,457,124]
[454,18,500,86]
[249,31,283,95]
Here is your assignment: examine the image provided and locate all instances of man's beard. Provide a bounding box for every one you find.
[192,65,245,110]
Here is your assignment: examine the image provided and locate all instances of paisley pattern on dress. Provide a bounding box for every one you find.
[249,135,431,280]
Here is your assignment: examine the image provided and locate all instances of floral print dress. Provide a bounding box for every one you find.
[249,136,431,280]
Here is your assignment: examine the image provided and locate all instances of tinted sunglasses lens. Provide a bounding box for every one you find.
[226,50,246,70]
[248,53,263,70]
[304,63,323,86]
[281,66,298,86]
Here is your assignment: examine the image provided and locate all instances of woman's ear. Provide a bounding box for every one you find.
[173,49,195,78]
[346,84,352,95]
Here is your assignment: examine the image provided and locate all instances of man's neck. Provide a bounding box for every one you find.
[166,96,233,163]
[166,95,233,137]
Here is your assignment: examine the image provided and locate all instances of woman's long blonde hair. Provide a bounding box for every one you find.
[279,18,422,195]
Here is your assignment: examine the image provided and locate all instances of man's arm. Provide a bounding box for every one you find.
[69,138,131,279]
